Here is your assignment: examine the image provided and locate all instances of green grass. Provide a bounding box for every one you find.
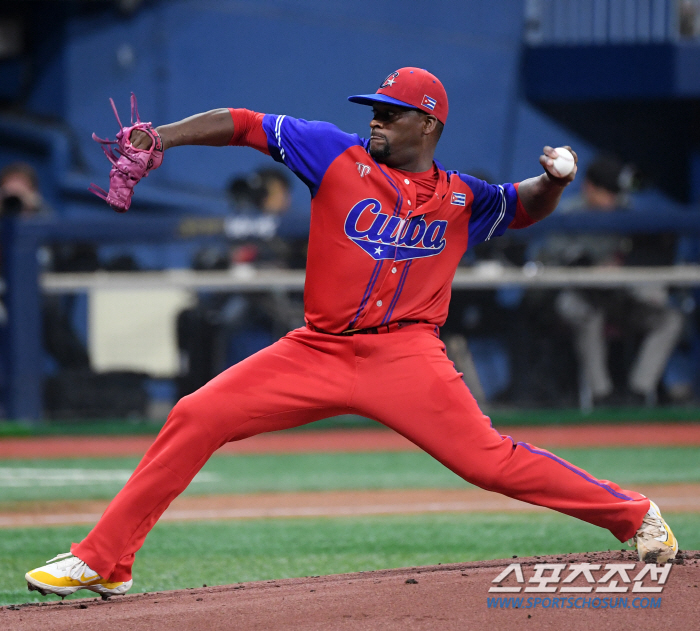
[3,512,699,606]
[0,447,698,503]
[3,446,698,606]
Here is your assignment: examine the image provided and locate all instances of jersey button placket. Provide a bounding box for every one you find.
[383,179,414,319]
[365,176,412,324]
[392,177,415,270]
[402,178,416,218]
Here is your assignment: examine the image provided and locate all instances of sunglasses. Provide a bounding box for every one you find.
[371,107,427,123]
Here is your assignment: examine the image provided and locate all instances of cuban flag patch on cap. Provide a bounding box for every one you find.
[451,192,466,206]
[421,95,437,111]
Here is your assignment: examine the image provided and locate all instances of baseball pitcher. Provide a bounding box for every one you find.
[25,68,677,599]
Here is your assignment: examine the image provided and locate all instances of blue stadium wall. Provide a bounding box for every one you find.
[3,0,590,209]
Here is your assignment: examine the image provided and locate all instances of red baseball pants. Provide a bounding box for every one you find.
[72,325,649,582]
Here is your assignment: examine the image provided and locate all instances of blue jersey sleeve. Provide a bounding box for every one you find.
[262,114,363,197]
[458,173,519,247]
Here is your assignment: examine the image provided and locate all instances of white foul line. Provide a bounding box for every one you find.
[0,468,218,487]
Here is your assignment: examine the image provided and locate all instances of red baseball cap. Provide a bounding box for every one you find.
[348,67,448,124]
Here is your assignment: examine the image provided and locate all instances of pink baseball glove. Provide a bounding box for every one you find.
[89,93,163,212]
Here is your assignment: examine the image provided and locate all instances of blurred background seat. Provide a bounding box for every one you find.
[1,0,700,421]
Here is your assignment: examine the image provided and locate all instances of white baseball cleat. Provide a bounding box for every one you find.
[25,552,132,599]
[634,500,678,564]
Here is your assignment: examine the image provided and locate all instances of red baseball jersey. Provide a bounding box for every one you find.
[70,112,649,584]
[229,108,535,333]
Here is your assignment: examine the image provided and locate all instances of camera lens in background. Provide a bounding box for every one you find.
[1,195,23,216]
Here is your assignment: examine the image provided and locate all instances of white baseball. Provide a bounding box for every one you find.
[550,147,575,177]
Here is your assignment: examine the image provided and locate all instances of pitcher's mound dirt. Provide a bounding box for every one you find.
[3,484,700,528]
[3,551,698,631]
[3,423,700,459]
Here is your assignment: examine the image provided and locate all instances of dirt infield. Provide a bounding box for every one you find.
[3,426,698,629]
[3,551,699,630]
[2,423,700,459]
[1,483,699,528]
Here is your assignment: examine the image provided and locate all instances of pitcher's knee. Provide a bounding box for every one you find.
[167,395,199,427]
[458,457,508,490]
[165,391,251,444]
[467,467,507,492]
[456,437,518,491]
[155,396,203,444]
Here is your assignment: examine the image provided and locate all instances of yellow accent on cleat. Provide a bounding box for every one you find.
[25,553,132,598]
[634,500,679,564]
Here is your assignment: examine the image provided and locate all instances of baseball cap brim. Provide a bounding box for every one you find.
[347,93,419,110]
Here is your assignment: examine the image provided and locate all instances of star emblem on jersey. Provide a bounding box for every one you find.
[380,71,399,88]
[356,162,371,178]
[344,198,448,261]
